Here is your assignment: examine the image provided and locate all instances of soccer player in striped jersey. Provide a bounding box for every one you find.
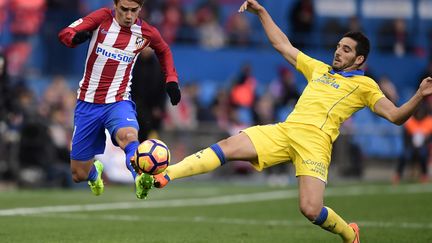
[58,0,181,199]
[141,0,432,242]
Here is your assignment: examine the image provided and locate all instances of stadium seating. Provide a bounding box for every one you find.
[4,0,430,160]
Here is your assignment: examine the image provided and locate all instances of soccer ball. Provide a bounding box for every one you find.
[134,139,170,175]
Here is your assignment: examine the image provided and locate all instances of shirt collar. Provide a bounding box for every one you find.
[329,69,364,78]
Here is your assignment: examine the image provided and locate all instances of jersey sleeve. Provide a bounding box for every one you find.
[148,26,178,83]
[295,52,327,82]
[58,8,111,48]
[362,78,385,111]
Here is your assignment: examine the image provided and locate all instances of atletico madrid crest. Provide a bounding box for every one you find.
[135,37,146,49]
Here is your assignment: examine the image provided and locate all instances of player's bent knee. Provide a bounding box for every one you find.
[116,128,138,148]
[120,131,137,142]
[217,139,230,153]
[299,202,321,221]
[217,139,238,161]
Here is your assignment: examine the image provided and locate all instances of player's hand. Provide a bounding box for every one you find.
[72,31,92,45]
[238,0,264,15]
[166,81,181,105]
[419,77,432,97]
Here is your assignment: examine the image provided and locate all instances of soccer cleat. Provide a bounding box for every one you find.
[153,173,169,188]
[135,173,154,199]
[88,160,104,196]
[348,223,360,243]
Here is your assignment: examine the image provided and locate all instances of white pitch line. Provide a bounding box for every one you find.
[0,184,431,216]
[0,190,295,216]
[34,213,432,230]
[36,213,309,226]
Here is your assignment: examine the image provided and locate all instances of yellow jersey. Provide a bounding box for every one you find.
[286,52,385,142]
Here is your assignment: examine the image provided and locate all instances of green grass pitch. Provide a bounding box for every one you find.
[0,181,431,242]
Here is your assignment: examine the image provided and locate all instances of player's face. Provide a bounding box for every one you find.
[332,37,363,72]
[114,0,141,27]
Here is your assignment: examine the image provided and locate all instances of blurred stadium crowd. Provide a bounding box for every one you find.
[1,0,432,188]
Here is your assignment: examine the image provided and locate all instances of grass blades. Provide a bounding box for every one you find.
[0,182,431,243]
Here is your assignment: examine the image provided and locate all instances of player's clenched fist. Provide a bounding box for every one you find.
[419,77,432,97]
[238,0,264,15]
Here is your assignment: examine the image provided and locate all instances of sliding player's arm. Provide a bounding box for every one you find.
[58,8,111,48]
[374,77,432,125]
[239,0,299,67]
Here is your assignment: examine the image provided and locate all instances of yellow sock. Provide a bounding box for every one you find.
[165,145,224,180]
[314,206,355,242]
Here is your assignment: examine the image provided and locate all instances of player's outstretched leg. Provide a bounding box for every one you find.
[152,144,227,189]
[135,173,154,199]
[348,223,360,243]
[88,160,104,196]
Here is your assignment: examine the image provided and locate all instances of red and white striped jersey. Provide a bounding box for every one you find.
[58,8,178,104]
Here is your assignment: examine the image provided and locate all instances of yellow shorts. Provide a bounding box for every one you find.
[242,122,332,182]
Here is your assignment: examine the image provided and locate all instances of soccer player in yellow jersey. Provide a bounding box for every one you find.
[136,0,432,242]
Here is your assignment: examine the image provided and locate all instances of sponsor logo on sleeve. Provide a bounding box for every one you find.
[69,18,83,28]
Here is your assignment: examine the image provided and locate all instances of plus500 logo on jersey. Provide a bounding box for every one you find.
[96,43,134,63]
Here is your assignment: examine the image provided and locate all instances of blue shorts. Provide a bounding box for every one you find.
[70,100,139,161]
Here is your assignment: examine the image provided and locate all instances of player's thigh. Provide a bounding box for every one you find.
[105,100,139,147]
[218,132,257,161]
[71,102,107,161]
[287,124,332,182]
[240,124,292,171]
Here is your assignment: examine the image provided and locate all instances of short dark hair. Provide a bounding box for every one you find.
[343,31,370,65]
[113,0,145,6]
